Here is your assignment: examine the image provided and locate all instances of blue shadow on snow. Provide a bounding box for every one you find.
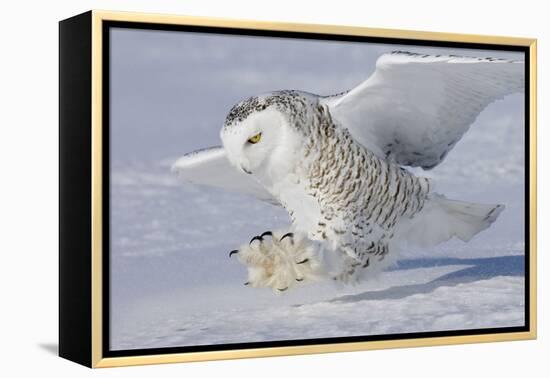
[328,255,524,304]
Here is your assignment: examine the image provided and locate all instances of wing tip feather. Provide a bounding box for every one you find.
[170,146,225,173]
[380,50,524,66]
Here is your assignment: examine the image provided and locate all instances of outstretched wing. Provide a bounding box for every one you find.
[323,51,524,169]
[171,146,279,205]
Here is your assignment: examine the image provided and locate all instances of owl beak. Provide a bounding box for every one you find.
[241,165,252,175]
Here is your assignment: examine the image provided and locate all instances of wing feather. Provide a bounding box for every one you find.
[171,146,279,205]
[323,51,524,169]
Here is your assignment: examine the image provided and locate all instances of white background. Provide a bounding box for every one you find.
[0,0,546,376]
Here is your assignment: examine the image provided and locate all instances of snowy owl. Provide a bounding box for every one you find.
[172,51,524,292]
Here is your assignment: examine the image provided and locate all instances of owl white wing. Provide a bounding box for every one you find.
[171,146,279,205]
[323,51,524,169]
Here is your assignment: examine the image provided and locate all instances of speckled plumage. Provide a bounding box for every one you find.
[225,92,431,281]
[300,103,430,278]
[224,90,312,130]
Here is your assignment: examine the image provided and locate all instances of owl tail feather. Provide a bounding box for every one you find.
[395,194,505,248]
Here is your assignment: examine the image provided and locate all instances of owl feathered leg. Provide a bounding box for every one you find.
[329,241,397,284]
[230,230,325,293]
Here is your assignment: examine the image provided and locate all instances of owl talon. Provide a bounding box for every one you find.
[277,287,288,292]
[296,258,309,264]
[296,278,304,282]
[249,235,263,245]
[280,232,294,243]
[260,231,273,238]
[229,249,239,258]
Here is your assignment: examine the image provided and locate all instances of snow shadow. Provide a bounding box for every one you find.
[329,255,524,304]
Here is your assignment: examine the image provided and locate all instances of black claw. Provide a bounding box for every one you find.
[249,235,263,245]
[244,282,250,286]
[362,258,370,268]
[229,250,239,258]
[280,232,294,242]
[296,258,309,265]
[277,287,288,292]
[260,231,273,238]
[296,278,304,282]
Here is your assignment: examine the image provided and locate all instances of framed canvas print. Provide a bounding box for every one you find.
[59,10,537,368]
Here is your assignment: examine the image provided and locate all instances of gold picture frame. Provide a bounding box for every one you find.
[59,9,537,368]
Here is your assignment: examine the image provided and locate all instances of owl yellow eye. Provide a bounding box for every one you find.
[247,133,262,144]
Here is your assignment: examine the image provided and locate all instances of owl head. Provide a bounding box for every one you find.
[220,92,312,186]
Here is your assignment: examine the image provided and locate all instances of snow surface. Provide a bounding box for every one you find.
[108,29,525,350]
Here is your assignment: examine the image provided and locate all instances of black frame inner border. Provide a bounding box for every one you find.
[101,20,531,358]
